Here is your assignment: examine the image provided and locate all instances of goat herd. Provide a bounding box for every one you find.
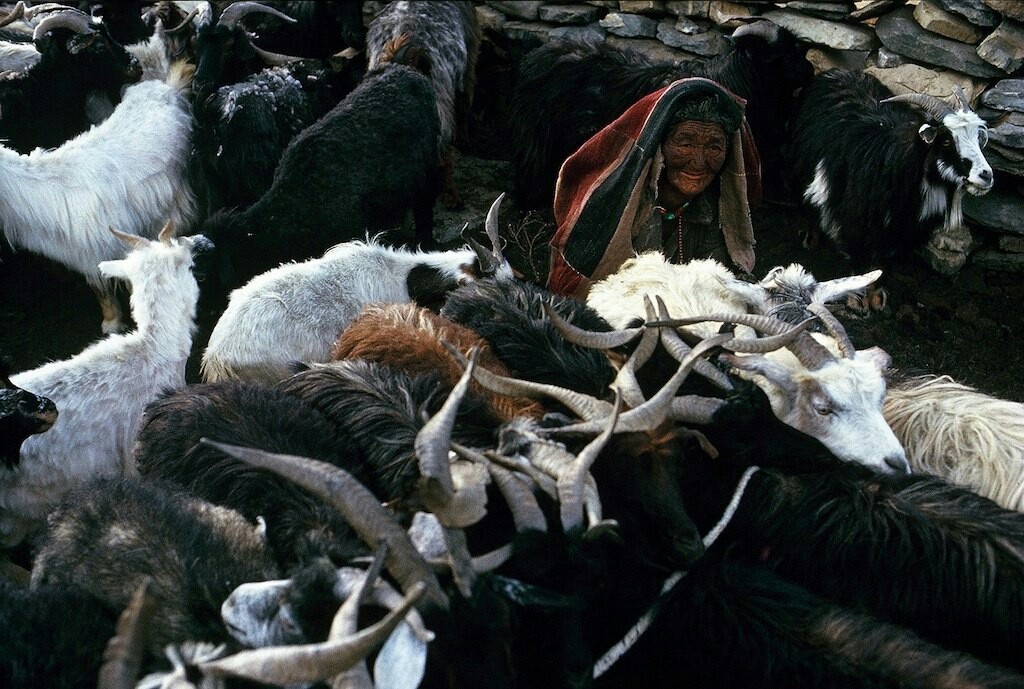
[1,1,1023,688]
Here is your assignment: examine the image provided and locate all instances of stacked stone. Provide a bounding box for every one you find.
[473,0,1024,273]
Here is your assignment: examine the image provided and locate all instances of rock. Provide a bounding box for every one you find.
[618,1,667,15]
[983,142,1024,174]
[914,0,986,44]
[475,5,507,33]
[503,20,552,43]
[785,1,855,21]
[657,20,729,55]
[933,0,1001,28]
[980,79,1024,110]
[963,187,1024,235]
[709,0,755,28]
[808,46,869,72]
[539,4,602,24]
[606,35,698,64]
[585,1,619,7]
[550,22,607,41]
[981,0,1024,22]
[666,1,709,17]
[875,46,904,67]
[875,6,1004,78]
[990,120,1024,148]
[919,224,974,275]
[487,1,544,20]
[971,249,1024,271]
[999,235,1024,252]
[864,63,988,102]
[433,157,513,245]
[673,14,702,34]
[955,300,980,322]
[977,20,1024,74]
[762,9,878,51]
[599,12,658,37]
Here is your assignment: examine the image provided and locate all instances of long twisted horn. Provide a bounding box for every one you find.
[653,296,735,391]
[953,85,972,111]
[613,295,661,407]
[217,1,296,30]
[97,579,156,689]
[166,2,211,33]
[250,42,305,66]
[33,8,93,41]
[199,439,448,611]
[543,301,643,349]
[0,2,25,29]
[805,302,855,358]
[561,390,621,532]
[881,92,954,122]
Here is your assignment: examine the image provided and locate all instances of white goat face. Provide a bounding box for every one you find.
[932,110,993,196]
[221,579,306,648]
[733,346,910,474]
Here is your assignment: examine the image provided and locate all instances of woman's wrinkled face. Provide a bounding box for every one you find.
[662,120,728,200]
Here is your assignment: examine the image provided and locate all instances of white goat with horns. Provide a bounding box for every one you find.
[2,223,209,547]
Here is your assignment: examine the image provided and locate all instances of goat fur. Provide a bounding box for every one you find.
[3,231,203,547]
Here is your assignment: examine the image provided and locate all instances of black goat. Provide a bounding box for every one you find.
[193,54,363,210]
[0,358,56,470]
[234,0,365,60]
[0,581,118,689]
[134,380,366,570]
[198,61,441,298]
[789,69,993,280]
[31,476,280,655]
[0,7,141,153]
[84,1,154,46]
[508,20,813,210]
[440,277,618,401]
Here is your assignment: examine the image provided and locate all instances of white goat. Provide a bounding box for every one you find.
[0,62,195,334]
[2,224,205,547]
[587,252,909,474]
[884,375,1024,512]
[202,238,509,385]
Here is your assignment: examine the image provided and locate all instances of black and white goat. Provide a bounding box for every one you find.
[198,60,442,298]
[3,225,209,547]
[508,20,813,209]
[0,64,196,333]
[201,197,510,385]
[367,0,480,207]
[790,70,993,290]
[0,4,142,153]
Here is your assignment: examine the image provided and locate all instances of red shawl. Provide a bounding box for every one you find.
[547,78,762,298]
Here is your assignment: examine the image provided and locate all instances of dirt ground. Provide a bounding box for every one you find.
[2,162,1023,404]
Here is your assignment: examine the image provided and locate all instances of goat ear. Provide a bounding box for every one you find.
[721,353,798,415]
[855,346,892,373]
[919,124,939,144]
[812,269,883,304]
[98,259,128,280]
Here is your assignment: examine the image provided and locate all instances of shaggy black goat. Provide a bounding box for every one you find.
[789,70,992,291]
[31,476,280,655]
[440,277,618,401]
[508,20,812,210]
[134,380,366,570]
[0,7,142,153]
[193,54,363,210]
[198,60,441,298]
[0,358,56,470]
[0,581,118,689]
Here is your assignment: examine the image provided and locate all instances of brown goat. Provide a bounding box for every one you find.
[331,303,544,421]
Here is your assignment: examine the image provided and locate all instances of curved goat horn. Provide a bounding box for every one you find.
[444,340,612,421]
[464,193,507,277]
[654,296,735,391]
[250,42,305,66]
[953,85,972,111]
[0,2,25,29]
[805,302,856,358]
[166,2,207,33]
[731,19,780,42]
[543,301,643,349]
[881,92,954,122]
[198,439,448,611]
[201,582,426,685]
[720,317,817,354]
[97,579,156,689]
[33,8,93,41]
[217,1,296,30]
[484,192,507,268]
[23,2,76,19]
[560,389,621,532]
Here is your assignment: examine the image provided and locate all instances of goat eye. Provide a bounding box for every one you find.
[815,405,833,416]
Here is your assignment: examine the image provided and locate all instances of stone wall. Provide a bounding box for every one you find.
[365,1,1024,273]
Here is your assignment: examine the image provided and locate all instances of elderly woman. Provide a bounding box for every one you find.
[547,77,762,299]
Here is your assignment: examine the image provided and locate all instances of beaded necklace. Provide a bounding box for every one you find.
[655,203,689,264]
